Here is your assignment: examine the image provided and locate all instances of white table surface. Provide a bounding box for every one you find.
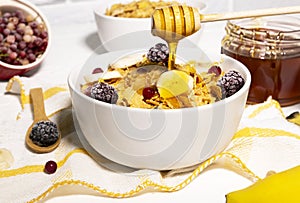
[1,1,299,202]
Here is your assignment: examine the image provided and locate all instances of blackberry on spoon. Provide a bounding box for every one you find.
[26,88,61,153]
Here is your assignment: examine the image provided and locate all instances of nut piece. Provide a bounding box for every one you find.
[0,148,14,170]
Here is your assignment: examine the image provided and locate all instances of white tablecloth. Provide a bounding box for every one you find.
[1,0,299,202]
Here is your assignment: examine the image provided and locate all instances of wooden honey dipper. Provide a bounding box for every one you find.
[151,5,300,42]
[151,5,300,70]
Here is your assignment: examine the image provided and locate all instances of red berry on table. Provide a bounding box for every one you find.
[208,65,222,76]
[44,160,57,174]
[143,87,156,100]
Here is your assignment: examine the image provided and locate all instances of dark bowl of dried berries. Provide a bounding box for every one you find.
[0,0,50,80]
[68,47,251,170]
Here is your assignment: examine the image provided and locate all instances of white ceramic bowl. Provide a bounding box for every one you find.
[68,49,251,170]
[94,0,206,51]
[0,0,51,80]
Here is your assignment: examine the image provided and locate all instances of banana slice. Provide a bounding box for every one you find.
[84,70,122,83]
[111,52,144,69]
[0,148,14,170]
[157,70,193,99]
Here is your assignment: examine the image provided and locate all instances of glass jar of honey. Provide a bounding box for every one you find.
[221,15,300,106]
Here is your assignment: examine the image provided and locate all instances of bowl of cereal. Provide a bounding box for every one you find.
[0,0,50,80]
[94,0,206,51]
[68,43,251,170]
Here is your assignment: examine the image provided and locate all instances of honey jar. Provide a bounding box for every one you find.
[221,15,300,106]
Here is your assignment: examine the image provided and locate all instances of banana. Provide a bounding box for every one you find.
[157,70,193,99]
[287,112,300,126]
[226,165,300,203]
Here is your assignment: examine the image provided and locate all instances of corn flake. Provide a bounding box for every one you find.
[105,0,179,18]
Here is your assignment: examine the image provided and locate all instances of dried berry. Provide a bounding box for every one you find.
[90,82,118,104]
[208,65,222,76]
[29,120,59,147]
[92,67,103,74]
[218,70,245,97]
[143,87,156,100]
[147,43,169,63]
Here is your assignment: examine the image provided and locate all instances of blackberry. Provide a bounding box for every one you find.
[90,82,118,104]
[218,70,245,97]
[147,43,169,63]
[29,121,59,147]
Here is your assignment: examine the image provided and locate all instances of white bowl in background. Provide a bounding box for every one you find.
[68,49,251,170]
[94,0,206,51]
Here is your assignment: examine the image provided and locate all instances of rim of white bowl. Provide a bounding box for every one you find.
[68,53,251,113]
[0,0,51,70]
[94,1,207,21]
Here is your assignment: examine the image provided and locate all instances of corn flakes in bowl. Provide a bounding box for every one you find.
[105,0,179,18]
[68,44,251,170]
[94,0,206,51]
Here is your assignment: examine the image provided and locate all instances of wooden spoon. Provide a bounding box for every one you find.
[25,88,61,153]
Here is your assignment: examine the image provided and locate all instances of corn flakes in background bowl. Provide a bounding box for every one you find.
[105,0,180,18]
[94,0,206,51]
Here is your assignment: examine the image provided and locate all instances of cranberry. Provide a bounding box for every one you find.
[19,51,26,59]
[44,160,57,174]
[9,52,17,60]
[34,38,42,46]
[143,87,156,100]
[18,41,26,50]
[208,65,222,76]
[92,67,104,74]
[28,53,36,62]
[84,86,92,97]
[40,31,48,39]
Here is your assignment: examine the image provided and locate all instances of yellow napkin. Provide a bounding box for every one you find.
[1,76,300,202]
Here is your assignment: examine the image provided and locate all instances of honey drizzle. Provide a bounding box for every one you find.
[151,5,200,70]
[168,42,178,70]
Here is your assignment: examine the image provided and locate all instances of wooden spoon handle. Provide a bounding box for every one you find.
[200,6,300,23]
[30,88,48,122]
